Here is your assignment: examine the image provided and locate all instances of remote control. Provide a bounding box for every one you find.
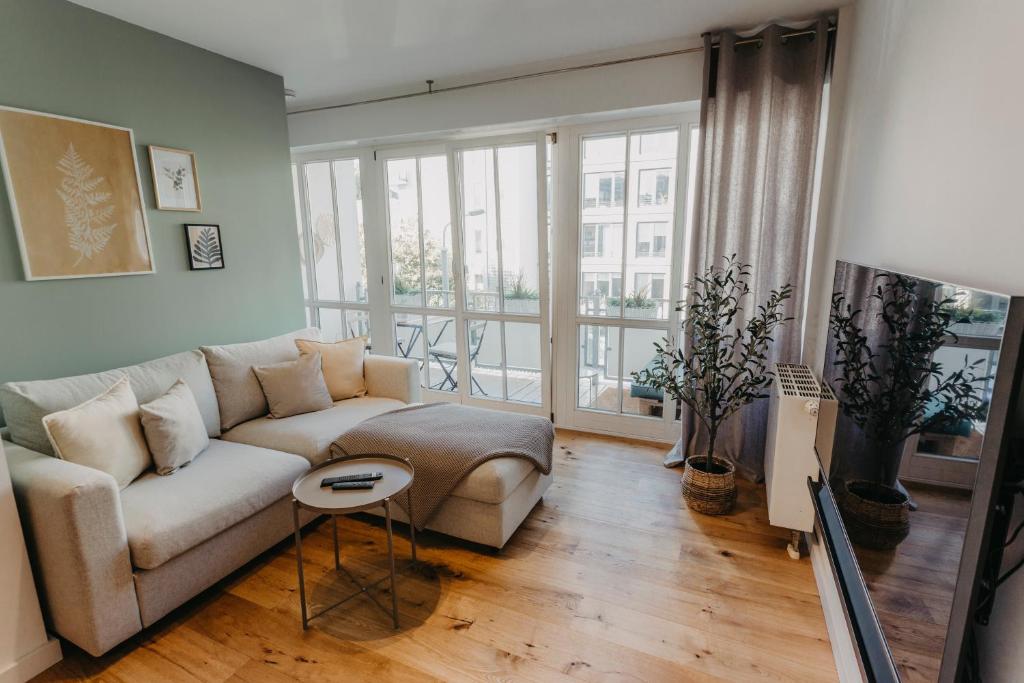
[320,472,384,487]
[332,481,375,491]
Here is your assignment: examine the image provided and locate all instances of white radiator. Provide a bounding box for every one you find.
[764,364,837,555]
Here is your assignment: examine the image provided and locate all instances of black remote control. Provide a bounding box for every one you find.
[320,472,384,487]
[332,481,375,491]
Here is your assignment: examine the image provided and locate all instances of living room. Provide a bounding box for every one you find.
[1,1,1023,682]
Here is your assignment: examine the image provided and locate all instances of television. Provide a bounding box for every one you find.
[812,260,1024,682]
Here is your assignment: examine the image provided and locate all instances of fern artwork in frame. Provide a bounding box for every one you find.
[148,145,201,211]
[0,105,154,280]
[185,224,225,270]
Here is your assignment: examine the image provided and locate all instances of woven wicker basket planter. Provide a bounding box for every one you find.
[681,456,736,516]
[836,479,910,550]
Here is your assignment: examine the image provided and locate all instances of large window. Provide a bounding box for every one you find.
[292,158,370,342]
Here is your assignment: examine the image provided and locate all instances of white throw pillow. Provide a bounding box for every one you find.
[139,379,211,475]
[295,337,367,400]
[41,376,152,489]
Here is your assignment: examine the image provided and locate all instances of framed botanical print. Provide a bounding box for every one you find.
[0,105,155,280]
[149,145,201,211]
[184,223,224,270]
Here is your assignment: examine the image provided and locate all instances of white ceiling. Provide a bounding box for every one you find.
[71,0,841,110]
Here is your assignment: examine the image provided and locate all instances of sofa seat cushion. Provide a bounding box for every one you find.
[221,397,404,465]
[120,439,308,570]
[451,457,536,505]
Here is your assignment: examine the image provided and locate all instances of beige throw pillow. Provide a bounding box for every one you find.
[41,376,152,489]
[139,379,211,475]
[253,352,333,419]
[295,337,367,401]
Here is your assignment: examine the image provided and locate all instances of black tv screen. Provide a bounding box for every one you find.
[813,260,1024,682]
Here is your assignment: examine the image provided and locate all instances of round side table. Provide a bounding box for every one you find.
[291,454,416,629]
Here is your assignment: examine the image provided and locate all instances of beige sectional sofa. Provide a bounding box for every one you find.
[0,328,552,656]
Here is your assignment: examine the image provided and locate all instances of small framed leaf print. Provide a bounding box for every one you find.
[149,145,201,211]
[184,224,224,270]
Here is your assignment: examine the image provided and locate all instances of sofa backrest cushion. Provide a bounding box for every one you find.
[0,349,221,456]
[201,328,320,431]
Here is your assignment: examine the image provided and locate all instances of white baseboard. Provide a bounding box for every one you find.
[806,530,864,683]
[0,637,62,683]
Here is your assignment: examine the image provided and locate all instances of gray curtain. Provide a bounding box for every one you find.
[667,20,832,479]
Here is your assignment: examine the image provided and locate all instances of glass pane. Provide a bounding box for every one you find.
[393,313,425,385]
[333,159,367,303]
[344,309,371,342]
[577,324,620,412]
[318,308,344,342]
[461,148,500,312]
[467,319,501,397]
[579,134,626,318]
[681,126,700,295]
[425,316,457,392]
[498,145,540,315]
[505,321,542,404]
[579,224,623,316]
[303,162,340,301]
[621,327,666,417]
[626,129,677,320]
[291,165,308,299]
[387,158,422,306]
[420,156,453,308]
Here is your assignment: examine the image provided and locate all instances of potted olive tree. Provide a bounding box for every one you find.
[829,273,989,548]
[632,256,792,515]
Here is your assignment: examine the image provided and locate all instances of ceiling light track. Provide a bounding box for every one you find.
[287,24,834,116]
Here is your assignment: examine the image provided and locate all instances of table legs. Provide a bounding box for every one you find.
[292,497,416,631]
[385,498,399,628]
[292,499,309,629]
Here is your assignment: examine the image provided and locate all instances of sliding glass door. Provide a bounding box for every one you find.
[552,114,699,441]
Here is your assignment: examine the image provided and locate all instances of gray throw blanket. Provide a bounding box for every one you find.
[330,403,554,529]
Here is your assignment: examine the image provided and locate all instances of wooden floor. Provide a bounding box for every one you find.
[856,482,972,683]
[37,430,837,682]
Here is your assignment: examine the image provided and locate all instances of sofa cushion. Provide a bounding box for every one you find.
[221,397,404,465]
[139,379,210,475]
[42,376,152,490]
[201,328,320,431]
[0,350,220,456]
[451,457,537,505]
[295,337,367,400]
[253,352,333,419]
[120,439,308,569]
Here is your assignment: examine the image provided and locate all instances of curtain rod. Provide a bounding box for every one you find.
[288,24,834,116]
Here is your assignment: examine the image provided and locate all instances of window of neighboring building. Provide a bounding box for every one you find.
[583,172,625,209]
[635,221,668,257]
[637,168,671,207]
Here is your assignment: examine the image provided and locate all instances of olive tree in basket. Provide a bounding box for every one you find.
[632,255,792,515]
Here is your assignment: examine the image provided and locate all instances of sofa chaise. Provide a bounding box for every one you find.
[0,328,552,656]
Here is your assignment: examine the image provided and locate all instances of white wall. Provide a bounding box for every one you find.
[287,44,704,149]
[807,1,1024,679]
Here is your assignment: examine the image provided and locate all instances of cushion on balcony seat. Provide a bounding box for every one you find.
[120,439,308,569]
[221,397,405,465]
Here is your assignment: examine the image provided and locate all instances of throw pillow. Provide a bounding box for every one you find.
[295,337,367,401]
[200,327,321,430]
[41,376,152,489]
[253,352,333,419]
[139,379,211,475]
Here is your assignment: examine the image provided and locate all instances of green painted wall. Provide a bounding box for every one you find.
[0,0,305,396]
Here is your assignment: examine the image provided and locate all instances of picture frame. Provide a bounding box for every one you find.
[184,223,224,270]
[0,105,155,280]
[148,145,201,211]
